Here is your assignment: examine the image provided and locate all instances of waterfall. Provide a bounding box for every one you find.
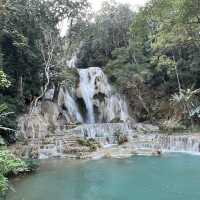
[78,69,96,123]
[77,67,129,123]
[58,86,83,123]
[44,67,129,124]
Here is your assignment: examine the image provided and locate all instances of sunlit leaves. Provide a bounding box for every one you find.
[0,70,10,89]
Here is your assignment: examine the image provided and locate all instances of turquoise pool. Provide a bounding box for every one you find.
[6,154,200,200]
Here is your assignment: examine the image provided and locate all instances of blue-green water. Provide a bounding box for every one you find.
[7,154,200,200]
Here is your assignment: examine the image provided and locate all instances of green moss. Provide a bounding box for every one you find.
[114,130,128,145]
[110,118,123,123]
[77,139,100,152]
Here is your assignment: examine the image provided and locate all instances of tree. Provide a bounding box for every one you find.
[69,0,134,68]
[0,0,89,138]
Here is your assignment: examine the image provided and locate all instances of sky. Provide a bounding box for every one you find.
[89,0,149,11]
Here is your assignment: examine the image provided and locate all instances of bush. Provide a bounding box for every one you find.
[0,174,8,194]
[0,96,25,143]
[160,119,186,133]
[77,139,100,152]
[24,159,40,172]
[0,149,28,194]
[114,130,128,145]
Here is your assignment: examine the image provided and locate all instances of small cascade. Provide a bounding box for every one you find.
[101,94,129,122]
[58,85,83,123]
[64,123,159,146]
[159,135,200,154]
[130,134,200,154]
[67,53,78,68]
[77,67,129,123]
[66,123,136,144]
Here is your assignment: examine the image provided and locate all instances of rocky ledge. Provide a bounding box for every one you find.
[9,122,200,160]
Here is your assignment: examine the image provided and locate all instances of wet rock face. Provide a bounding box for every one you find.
[17,101,61,139]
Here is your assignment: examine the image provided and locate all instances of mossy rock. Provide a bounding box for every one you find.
[110,117,123,123]
[77,138,100,152]
[114,130,128,145]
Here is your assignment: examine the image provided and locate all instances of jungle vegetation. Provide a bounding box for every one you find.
[0,0,200,179]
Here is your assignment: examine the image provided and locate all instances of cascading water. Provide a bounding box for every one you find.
[58,86,83,123]
[77,67,129,123]
[129,134,200,154]
[158,135,200,154]
[78,69,96,123]
[66,123,136,143]
[44,83,83,124]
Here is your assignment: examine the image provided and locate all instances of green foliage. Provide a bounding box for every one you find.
[105,47,150,88]
[160,118,186,133]
[0,149,28,193]
[24,159,39,172]
[0,96,25,143]
[54,68,79,89]
[0,0,200,132]
[0,71,10,89]
[114,130,128,145]
[72,1,134,68]
[103,0,200,126]
[170,88,200,126]
[77,138,100,152]
[0,0,89,142]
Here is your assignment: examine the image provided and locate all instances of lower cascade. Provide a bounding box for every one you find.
[15,67,200,158]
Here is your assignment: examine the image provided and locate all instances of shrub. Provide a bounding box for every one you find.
[24,159,40,172]
[160,119,186,132]
[0,149,28,194]
[114,130,128,145]
[77,139,100,152]
[170,88,200,127]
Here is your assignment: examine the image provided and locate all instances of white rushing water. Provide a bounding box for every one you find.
[66,123,136,143]
[78,69,97,123]
[130,134,200,155]
[77,67,129,123]
[58,85,83,123]
[159,135,200,154]
[44,67,129,124]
